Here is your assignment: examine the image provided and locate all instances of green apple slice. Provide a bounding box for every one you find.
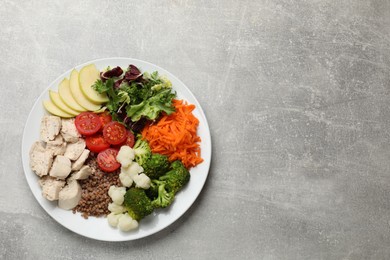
[69,69,101,111]
[43,100,74,118]
[49,90,79,116]
[58,78,86,112]
[79,64,109,104]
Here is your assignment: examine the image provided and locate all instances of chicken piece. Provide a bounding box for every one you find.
[38,176,65,201]
[46,135,66,156]
[47,143,66,156]
[46,134,64,145]
[49,155,72,179]
[58,180,82,210]
[60,118,81,143]
[40,116,61,142]
[29,141,53,177]
[64,139,86,161]
[69,165,92,180]
[71,149,90,171]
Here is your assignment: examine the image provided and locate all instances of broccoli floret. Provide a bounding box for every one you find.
[142,153,170,179]
[145,179,159,200]
[159,160,190,194]
[123,188,154,221]
[146,161,190,209]
[133,135,151,166]
[150,180,175,208]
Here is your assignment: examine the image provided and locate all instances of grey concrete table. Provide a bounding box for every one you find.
[1,1,390,259]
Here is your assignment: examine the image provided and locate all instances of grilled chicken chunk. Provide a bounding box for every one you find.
[69,165,92,180]
[49,155,72,179]
[60,118,81,143]
[30,141,53,177]
[71,149,90,171]
[64,139,86,161]
[58,180,82,210]
[46,135,67,156]
[39,176,66,201]
[40,116,61,142]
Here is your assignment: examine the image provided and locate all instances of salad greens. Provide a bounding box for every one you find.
[93,65,176,130]
[126,88,175,121]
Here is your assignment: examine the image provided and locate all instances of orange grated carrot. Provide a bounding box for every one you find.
[141,99,203,169]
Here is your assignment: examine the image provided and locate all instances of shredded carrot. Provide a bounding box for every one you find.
[141,99,204,169]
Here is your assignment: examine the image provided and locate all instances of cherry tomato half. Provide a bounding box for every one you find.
[75,112,102,136]
[103,121,127,145]
[85,134,110,153]
[123,131,135,148]
[97,148,120,172]
[99,111,112,129]
[113,131,136,149]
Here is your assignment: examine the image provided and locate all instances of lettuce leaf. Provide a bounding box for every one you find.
[126,89,176,121]
[92,67,176,125]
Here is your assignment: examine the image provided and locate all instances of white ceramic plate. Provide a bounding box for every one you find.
[21,57,212,241]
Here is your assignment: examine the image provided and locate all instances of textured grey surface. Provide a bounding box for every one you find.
[1,0,390,259]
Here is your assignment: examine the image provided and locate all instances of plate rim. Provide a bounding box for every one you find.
[21,57,212,241]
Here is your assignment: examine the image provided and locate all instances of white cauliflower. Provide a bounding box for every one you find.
[118,213,139,231]
[108,186,126,205]
[116,146,135,167]
[107,211,139,231]
[120,161,150,189]
[106,146,151,232]
[133,173,151,189]
[107,212,122,227]
[119,171,133,187]
[108,202,126,214]
[122,162,143,177]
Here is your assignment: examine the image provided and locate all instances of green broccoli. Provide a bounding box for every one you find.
[142,153,170,180]
[146,160,190,209]
[123,188,154,221]
[149,180,175,208]
[133,135,151,166]
[160,160,190,194]
[145,179,159,200]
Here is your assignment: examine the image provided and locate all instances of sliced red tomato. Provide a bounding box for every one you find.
[75,112,102,136]
[103,121,127,145]
[123,131,135,148]
[86,134,110,153]
[97,148,120,172]
[113,131,135,149]
[99,111,112,128]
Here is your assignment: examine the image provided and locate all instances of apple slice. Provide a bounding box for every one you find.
[58,78,86,112]
[79,64,109,104]
[43,100,74,118]
[69,69,101,111]
[49,90,79,116]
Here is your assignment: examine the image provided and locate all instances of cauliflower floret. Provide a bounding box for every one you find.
[107,212,122,227]
[119,171,133,187]
[122,162,143,177]
[120,162,149,189]
[108,202,126,214]
[133,173,151,189]
[108,186,126,205]
[118,213,139,231]
[116,146,135,167]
